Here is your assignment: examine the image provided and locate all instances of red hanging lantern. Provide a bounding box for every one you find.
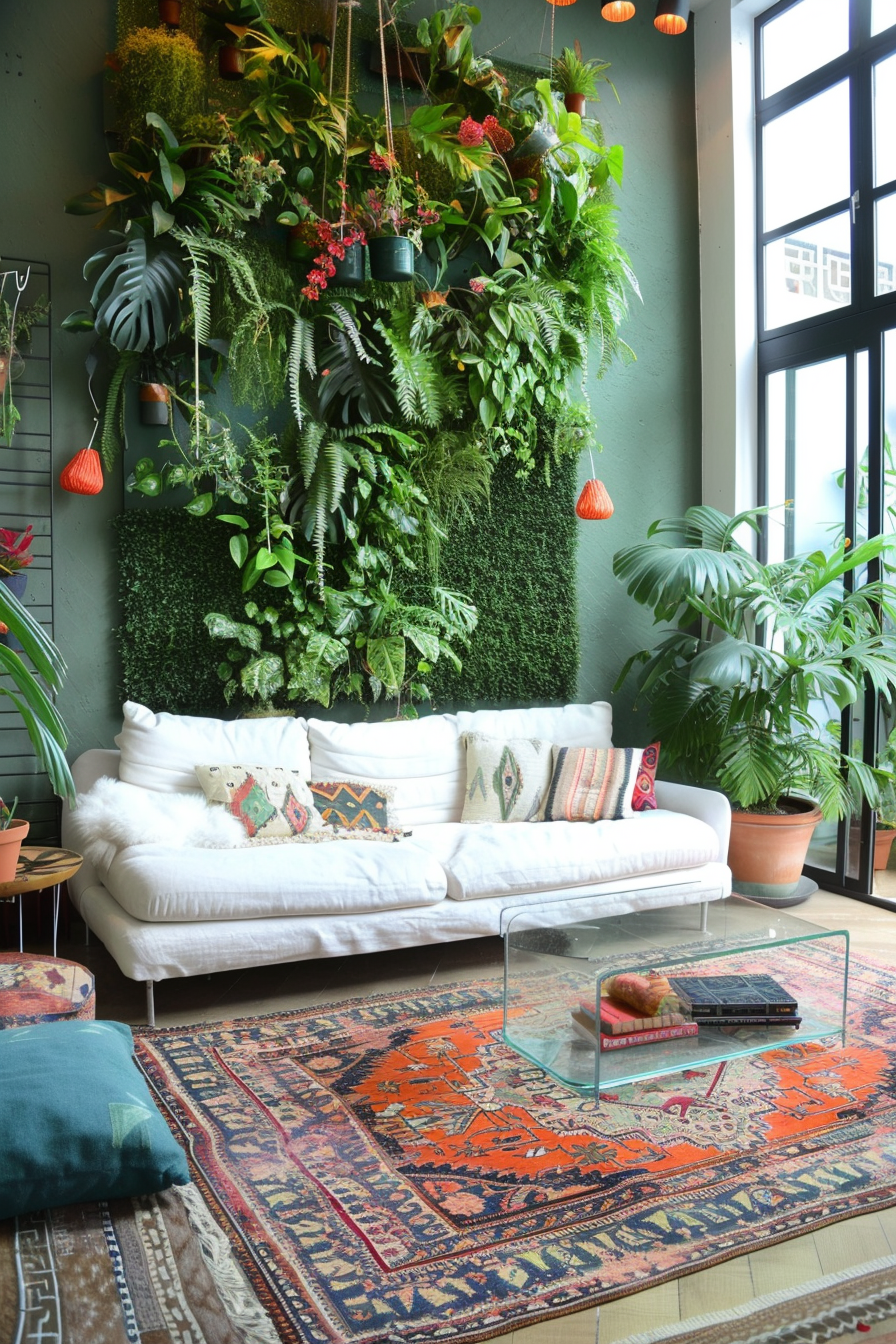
[60,448,104,495]
[575,478,614,520]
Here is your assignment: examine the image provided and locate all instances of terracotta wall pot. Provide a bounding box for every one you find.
[564,92,587,117]
[218,45,246,80]
[728,797,822,907]
[158,0,182,24]
[368,236,415,282]
[874,826,896,871]
[0,818,29,884]
[0,353,9,396]
[139,383,170,426]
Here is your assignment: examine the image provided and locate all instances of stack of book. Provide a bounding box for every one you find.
[570,997,699,1051]
[668,973,801,1029]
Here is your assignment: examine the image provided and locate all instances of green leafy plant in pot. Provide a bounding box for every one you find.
[613,505,896,907]
[0,796,28,884]
[550,43,616,118]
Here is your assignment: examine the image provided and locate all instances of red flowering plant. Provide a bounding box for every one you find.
[0,526,34,576]
[351,149,440,243]
[298,216,367,303]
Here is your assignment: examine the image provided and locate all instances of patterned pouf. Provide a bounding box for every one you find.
[0,953,95,1028]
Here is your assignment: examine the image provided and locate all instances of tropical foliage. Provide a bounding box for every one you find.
[613,505,896,819]
[66,0,637,711]
[0,584,75,801]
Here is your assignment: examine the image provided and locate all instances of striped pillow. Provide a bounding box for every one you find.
[542,746,644,822]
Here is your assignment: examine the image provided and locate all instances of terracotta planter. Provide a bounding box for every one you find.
[139,383,170,426]
[218,45,246,80]
[875,826,896,871]
[0,353,9,396]
[158,0,182,25]
[728,797,822,907]
[0,819,29,884]
[564,92,587,117]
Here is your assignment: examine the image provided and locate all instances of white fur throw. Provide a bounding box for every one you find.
[71,777,246,878]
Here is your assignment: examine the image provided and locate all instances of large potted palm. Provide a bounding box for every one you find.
[613,505,896,906]
[0,582,75,804]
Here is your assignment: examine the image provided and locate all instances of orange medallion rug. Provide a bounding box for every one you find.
[135,943,896,1344]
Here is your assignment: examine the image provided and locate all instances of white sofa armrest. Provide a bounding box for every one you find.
[654,780,731,865]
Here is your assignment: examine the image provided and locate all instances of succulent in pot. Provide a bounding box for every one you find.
[614,505,896,906]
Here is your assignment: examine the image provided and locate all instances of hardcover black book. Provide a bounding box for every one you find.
[668,973,798,1017]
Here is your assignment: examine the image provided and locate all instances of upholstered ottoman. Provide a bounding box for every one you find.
[0,953,95,1028]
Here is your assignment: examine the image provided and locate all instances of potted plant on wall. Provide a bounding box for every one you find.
[550,43,616,118]
[0,527,34,650]
[613,505,896,907]
[0,289,50,444]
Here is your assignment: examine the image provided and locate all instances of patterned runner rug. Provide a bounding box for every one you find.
[610,1255,896,1344]
[134,945,896,1344]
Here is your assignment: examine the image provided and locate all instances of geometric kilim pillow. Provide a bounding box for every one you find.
[309,781,396,831]
[460,732,553,824]
[194,764,325,841]
[541,745,644,822]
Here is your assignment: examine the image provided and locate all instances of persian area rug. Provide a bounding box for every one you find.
[0,1184,277,1344]
[612,1255,896,1344]
[135,947,896,1344]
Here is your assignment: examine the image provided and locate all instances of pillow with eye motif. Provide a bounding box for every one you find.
[631,742,660,811]
[195,764,325,841]
[460,733,553,824]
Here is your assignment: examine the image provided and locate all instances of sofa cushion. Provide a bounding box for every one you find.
[100,838,447,922]
[116,702,311,794]
[542,746,643,822]
[455,701,613,749]
[0,1019,189,1220]
[195,764,325,840]
[406,810,721,901]
[460,733,552,824]
[310,780,395,830]
[308,715,464,827]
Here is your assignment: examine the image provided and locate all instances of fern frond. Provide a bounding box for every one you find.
[330,302,370,364]
[101,351,138,468]
[299,421,326,487]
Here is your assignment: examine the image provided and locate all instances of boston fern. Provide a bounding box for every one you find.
[613,505,896,819]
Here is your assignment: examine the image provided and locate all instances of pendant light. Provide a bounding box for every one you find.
[601,0,635,20]
[654,0,689,33]
[547,0,578,7]
[60,447,103,495]
[575,478,614,520]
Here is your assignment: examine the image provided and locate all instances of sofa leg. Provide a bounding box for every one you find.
[700,902,709,932]
[145,981,156,1028]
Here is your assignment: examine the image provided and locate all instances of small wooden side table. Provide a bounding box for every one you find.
[0,847,83,957]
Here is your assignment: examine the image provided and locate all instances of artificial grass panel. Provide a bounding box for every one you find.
[425,454,580,706]
[114,455,579,714]
[114,508,241,716]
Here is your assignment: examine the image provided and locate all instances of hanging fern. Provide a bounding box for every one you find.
[374,313,457,428]
[101,350,139,467]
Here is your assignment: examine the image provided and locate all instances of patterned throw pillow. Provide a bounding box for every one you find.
[460,733,553,824]
[310,781,395,831]
[195,765,324,841]
[541,746,644,822]
[632,742,660,811]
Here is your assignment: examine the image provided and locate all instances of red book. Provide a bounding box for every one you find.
[571,1010,699,1050]
[578,996,687,1035]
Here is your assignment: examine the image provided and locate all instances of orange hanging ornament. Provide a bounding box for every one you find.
[60,447,104,495]
[575,478,614,519]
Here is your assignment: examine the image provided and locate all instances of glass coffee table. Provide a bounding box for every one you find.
[502,891,849,1094]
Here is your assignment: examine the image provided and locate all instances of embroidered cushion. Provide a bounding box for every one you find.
[310,781,395,831]
[542,746,644,822]
[0,1019,190,1220]
[195,765,324,841]
[460,733,553,824]
[632,742,660,811]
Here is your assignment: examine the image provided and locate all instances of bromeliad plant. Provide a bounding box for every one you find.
[0,526,34,577]
[613,505,896,819]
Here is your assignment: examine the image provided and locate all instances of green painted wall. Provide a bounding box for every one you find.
[1,0,699,763]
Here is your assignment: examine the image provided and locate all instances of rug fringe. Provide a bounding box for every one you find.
[177,1183,281,1344]
[612,1255,896,1344]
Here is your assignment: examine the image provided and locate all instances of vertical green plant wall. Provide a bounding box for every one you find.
[65,0,637,715]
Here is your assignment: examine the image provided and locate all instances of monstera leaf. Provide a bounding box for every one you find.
[85,227,186,352]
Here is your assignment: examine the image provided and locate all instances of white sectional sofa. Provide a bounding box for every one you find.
[61,701,732,1023]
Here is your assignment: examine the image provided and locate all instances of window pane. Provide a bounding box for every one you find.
[873,0,896,36]
[878,193,896,296]
[763,82,850,232]
[764,212,851,330]
[762,0,849,99]
[874,54,896,188]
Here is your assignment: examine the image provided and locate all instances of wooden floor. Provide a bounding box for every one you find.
[32,880,896,1343]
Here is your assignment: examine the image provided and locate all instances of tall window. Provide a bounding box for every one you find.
[757,0,896,900]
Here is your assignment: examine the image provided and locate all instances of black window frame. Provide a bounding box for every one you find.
[755,0,896,904]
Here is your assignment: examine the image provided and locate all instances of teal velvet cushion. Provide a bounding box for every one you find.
[0,1019,190,1220]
